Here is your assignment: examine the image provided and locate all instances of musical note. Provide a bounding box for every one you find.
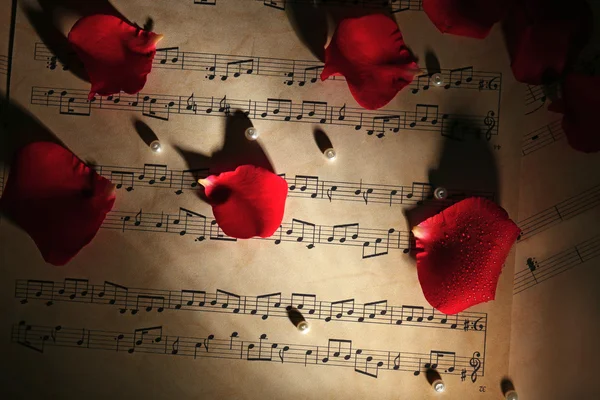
[21,280,55,306]
[328,223,359,243]
[133,295,166,314]
[218,95,231,115]
[406,182,434,205]
[296,101,328,123]
[411,73,431,94]
[185,93,198,114]
[289,175,319,198]
[325,299,355,322]
[425,350,456,373]
[367,115,403,138]
[261,98,292,121]
[177,289,207,309]
[250,292,282,320]
[247,333,273,361]
[59,90,91,116]
[172,208,207,240]
[289,293,317,314]
[58,278,89,300]
[171,337,180,354]
[410,104,442,127]
[299,65,323,86]
[285,219,317,249]
[393,353,401,370]
[321,339,352,363]
[337,104,346,121]
[128,326,163,353]
[354,349,385,378]
[359,300,388,322]
[278,345,290,363]
[156,47,180,66]
[400,305,425,323]
[445,66,473,89]
[362,228,396,258]
[97,281,129,313]
[212,289,242,313]
[209,220,237,241]
[139,164,168,185]
[110,171,135,191]
[13,321,482,380]
[222,59,254,80]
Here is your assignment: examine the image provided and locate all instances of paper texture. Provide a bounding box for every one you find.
[1,1,525,398]
[509,2,600,396]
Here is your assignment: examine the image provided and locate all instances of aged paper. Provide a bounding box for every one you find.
[1,1,523,398]
[509,3,600,397]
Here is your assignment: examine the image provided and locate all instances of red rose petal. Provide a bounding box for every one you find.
[68,14,161,100]
[203,165,288,239]
[423,0,510,39]
[0,142,116,266]
[320,14,419,110]
[549,74,600,153]
[412,198,520,314]
[503,0,592,85]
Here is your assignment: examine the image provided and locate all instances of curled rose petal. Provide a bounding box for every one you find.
[200,165,288,239]
[503,0,592,85]
[320,14,419,110]
[412,198,520,314]
[68,14,163,100]
[0,142,116,266]
[548,74,600,153]
[423,0,511,39]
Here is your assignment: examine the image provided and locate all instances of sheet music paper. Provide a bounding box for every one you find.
[1,0,525,398]
[509,2,600,397]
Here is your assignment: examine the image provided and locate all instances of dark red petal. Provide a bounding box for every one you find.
[412,198,520,314]
[503,0,592,85]
[203,165,288,239]
[68,14,161,100]
[549,74,600,153]
[320,14,419,110]
[0,142,116,266]
[423,0,510,39]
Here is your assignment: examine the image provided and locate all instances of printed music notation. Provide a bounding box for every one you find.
[524,84,547,115]
[12,321,484,380]
[102,208,414,258]
[0,54,8,76]
[15,279,488,332]
[90,163,495,205]
[517,184,600,241]
[33,43,502,94]
[521,119,565,156]
[30,87,499,139]
[514,235,600,294]
[258,0,423,13]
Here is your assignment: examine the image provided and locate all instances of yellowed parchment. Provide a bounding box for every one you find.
[509,3,600,397]
[1,1,524,398]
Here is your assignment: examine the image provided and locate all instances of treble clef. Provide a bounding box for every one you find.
[469,351,481,383]
[483,111,496,140]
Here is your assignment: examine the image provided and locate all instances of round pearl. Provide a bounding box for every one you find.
[297,321,310,333]
[431,73,444,87]
[433,380,445,392]
[150,140,162,153]
[245,127,259,140]
[434,187,448,200]
[324,148,336,160]
[505,390,519,400]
